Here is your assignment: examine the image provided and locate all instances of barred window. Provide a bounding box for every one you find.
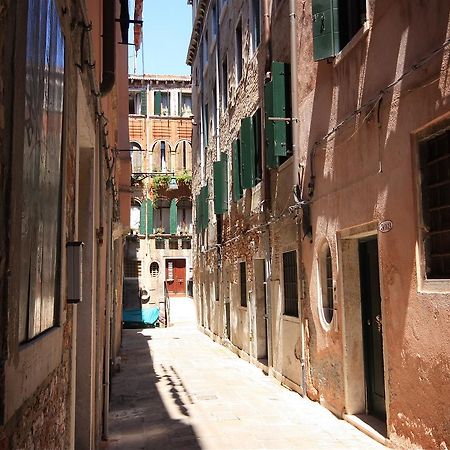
[322,246,334,323]
[283,251,298,317]
[419,129,450,279]
[240,261,247,307]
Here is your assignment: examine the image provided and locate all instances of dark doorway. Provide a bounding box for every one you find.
[359,238,386,421]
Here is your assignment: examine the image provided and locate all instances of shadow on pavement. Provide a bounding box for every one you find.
[105,329,202,450]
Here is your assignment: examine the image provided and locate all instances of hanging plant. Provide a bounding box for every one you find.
[176,171,192,186]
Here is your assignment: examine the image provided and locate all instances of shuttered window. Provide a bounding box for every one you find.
[240,117,256,189]
[140,89,147,116]
[264,62,291,168]
[312,0,366,61]
[139,200,146,235]
[146,200,153,235]
[196,185,210,232]
[169,198,177,234]
[154,90,161,115]
[232,139,243,201]
[214,152,228,214]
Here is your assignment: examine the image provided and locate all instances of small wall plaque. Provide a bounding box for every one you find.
[379,220,393,233]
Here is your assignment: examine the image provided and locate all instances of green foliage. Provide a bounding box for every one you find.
[176,171,192,186]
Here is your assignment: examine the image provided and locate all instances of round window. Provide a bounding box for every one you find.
[150,262,159,277]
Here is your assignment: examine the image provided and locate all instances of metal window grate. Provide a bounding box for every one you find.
[283,251,298,317]
[420,129,450,279]
[124,259,141,278]
[240,261,247,307]
[323,246,334,323]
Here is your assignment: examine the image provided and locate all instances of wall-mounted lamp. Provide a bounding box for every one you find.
[168,176,178,190]
[67,242,84,304]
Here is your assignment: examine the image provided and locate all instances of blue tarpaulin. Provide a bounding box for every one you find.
[123,307,160,328]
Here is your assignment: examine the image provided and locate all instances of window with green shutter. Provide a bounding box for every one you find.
[214,152,228,214]
[146,200,153,235]
[201,185,209,230]
[140,89,147,116]
[240,117,256,189]
[232,139,243,202]
[264,62,291,168]
[169,199,177,234]
[195,193,202,232]
[312,0,366,61]
[154,90,161,115]
[139,200,146,235]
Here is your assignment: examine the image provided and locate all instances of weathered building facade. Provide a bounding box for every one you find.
[124,75,193,321]
[188,0,450,448]
[0,0,131,448]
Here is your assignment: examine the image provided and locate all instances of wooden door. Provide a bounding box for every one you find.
[359,238,386,421]
[166,259,186,296]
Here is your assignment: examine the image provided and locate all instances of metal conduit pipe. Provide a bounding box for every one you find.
[289,0,307,398]
[100,0,116,96]
[262,0,274,369]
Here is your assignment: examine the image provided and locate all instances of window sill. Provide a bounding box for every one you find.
[282,314,300,323]
[5,326,63,422]
[333,21,371,66]
[417,278,450,294]
[238,305,248,311]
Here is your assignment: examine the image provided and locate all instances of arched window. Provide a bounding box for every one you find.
[150,262,159,277]
[131,142,143,173]
[175,140,192,172]
[152,140,171,172]
[130,199,141,232]
[320,243,334,324]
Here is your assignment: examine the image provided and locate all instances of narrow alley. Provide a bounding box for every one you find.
[106,299,384,450]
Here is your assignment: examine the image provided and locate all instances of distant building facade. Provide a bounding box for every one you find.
[124,75,193,318]
[187,0,450,449]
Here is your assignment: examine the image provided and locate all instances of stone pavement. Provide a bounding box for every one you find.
[105,297,386,450]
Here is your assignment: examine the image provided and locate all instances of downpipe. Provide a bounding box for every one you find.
[289,0,307,397]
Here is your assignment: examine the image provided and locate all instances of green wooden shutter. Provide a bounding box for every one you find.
[214,153,228,214]
[272,62,289,157]
[264,62,291,167]
[201,185,209,230]
[154,90,161,115]
[312,0,340,61]
[146,200,153,235]
[254,111,262,183]
[169,199,177,234]
[240,117,256,189]
[232,140,243,202]
[195,193,202,231]
[139,200,146,234]
[264,81,279,168]
[140,89,147,115]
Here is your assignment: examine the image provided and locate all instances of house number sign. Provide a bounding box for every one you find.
[379,220,393,233]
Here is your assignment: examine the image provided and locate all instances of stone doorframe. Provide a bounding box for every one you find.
[337,221,389,422]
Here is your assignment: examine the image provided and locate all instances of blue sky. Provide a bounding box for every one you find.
[128,1,192,76]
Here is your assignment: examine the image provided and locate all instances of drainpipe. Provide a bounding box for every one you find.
[100,0,116,96]
[215,11,220,162]
[103,198,113,438]
[289,0,306,397]
[261,0,273,369]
